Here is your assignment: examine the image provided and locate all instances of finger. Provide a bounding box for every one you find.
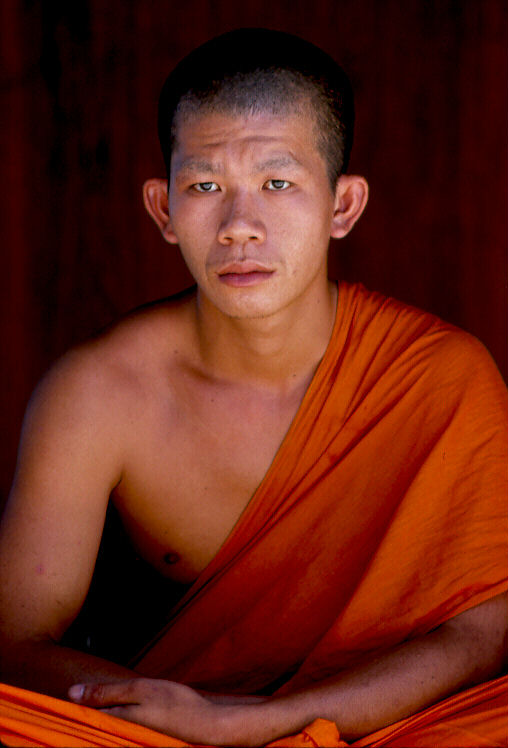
[68,680,140,707]
[100,705,138,720]
[101,705,152,729]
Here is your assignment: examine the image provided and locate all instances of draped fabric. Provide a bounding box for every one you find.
[131,282,507,691]
[1,0,506,507]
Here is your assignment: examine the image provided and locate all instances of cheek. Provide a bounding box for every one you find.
[273,198,332,252]
[170,192,218,233]
[279,188,333,229]
[170,205,218,260]
[269,197,313,237]
[282,203,333,273]
[175,240,208,282]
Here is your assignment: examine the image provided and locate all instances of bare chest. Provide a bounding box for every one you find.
[112,385,302,583]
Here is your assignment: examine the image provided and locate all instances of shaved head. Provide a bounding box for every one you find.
[158,29,355,191]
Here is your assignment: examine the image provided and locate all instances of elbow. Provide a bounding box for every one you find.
[443,591,508,684]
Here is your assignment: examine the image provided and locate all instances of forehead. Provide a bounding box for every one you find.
[170,108,324,173]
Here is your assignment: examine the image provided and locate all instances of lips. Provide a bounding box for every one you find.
[217,261,275,287]
[217,261,273,275]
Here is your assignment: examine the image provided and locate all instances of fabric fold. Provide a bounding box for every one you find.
[132,283,507,695]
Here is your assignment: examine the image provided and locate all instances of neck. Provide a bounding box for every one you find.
[192,280,338,392]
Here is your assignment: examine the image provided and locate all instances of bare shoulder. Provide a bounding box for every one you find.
[22,339,133,470]
[4,291,196,523]
[28,291,196,435]
[96,290,197,378]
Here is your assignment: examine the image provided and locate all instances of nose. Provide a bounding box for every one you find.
[217,190,266,246]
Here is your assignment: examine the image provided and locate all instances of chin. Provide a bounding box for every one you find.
[212,291,289,321]
[220,302,281,321]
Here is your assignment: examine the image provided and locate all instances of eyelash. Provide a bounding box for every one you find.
[191,179,291,193]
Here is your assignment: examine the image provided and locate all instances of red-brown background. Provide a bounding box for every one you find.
[1,0,507,507]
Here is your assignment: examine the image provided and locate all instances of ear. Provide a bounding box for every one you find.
[330,175,369,239]
[142,178,179,244]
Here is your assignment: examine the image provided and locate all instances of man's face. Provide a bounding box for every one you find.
[167,106,338,320]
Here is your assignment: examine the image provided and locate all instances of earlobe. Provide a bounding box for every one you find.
[142,178,179,244]
[330,175,369,239]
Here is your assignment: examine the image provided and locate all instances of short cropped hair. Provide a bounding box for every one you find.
[158,29,355,190]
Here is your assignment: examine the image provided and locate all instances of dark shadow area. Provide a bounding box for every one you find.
[61,504,189,666]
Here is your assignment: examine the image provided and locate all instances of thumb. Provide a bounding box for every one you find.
[68,684,85,701]
[68,680,139,706]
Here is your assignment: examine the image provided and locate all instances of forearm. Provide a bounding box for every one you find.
[201,691,267,705]
[0,638,135,700]
[223,606,507,746]
[258,628,501,741]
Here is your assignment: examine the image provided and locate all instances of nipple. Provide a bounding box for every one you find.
[163,552,181,565]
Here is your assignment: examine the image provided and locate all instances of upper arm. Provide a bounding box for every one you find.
[0,348,125,645]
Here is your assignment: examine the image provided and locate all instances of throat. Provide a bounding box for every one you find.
[193,281,338,387]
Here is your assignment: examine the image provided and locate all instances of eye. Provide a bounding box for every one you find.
[192,182,220,193]
[264,179,291,191]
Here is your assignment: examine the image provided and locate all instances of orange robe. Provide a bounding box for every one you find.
[1,282,507,747]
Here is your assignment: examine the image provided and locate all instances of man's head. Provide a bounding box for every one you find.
[158,28,355,191]
[144,29,368,322]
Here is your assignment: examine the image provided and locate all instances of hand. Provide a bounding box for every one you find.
[68,677,239,745]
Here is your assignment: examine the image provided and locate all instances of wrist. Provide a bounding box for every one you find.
[213,703,264,747]
[215,696,316,747]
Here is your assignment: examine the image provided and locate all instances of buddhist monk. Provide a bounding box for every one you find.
[0,29,506,748]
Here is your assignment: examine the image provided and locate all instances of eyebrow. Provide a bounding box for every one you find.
[174,153,305,179]
[252,154,305,172]
[176,158,224,176]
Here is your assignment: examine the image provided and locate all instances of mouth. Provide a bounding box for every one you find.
[217,261,275,287]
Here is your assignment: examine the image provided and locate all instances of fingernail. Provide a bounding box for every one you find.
[68,684,85,700]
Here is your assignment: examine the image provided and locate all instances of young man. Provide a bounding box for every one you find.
[0,29,506,748]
